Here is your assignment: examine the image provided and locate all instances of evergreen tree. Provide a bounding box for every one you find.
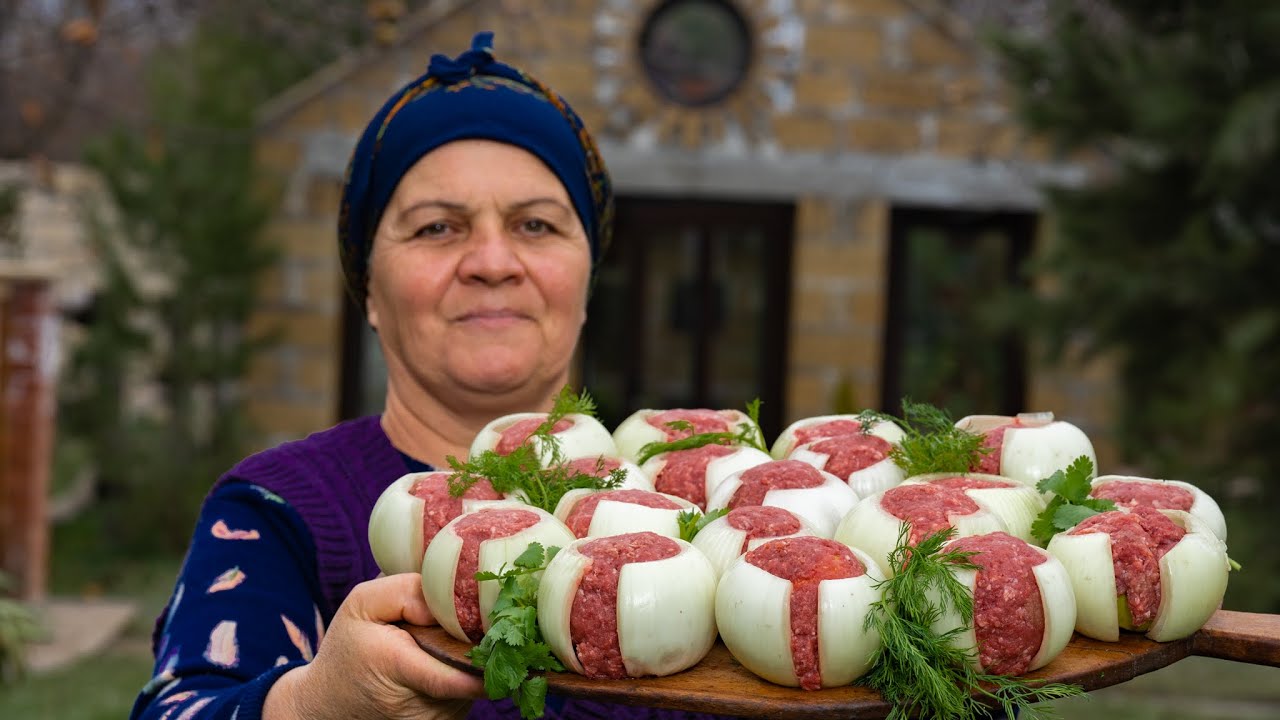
[993,1,1280,609]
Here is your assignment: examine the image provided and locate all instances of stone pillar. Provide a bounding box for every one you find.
[0,264,58,602]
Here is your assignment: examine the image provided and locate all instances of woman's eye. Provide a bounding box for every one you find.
[414,222,450,237]
[521,219,552,234]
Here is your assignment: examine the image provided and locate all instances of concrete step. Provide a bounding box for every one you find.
[25,597,138,673]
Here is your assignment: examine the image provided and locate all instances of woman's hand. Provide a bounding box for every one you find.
[265,573,484,720]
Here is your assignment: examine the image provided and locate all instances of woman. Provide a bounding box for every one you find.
[130,33,719,720]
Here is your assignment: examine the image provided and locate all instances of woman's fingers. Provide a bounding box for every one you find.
[343,574,484,700]
[347,573,438,627]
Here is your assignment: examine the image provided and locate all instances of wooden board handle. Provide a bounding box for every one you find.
[1191,610,1280,667]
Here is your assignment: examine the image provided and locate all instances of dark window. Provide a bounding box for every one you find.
[639,0,754,107]
[880,207,1035,418]
[582,198,794,440]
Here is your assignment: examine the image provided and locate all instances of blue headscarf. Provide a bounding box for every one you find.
[338,31,613,305]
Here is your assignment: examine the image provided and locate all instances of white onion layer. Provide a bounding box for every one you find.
[469,412,619,464]
[901,472,1046,543]
[690,510,820,580]
[706,469,859,538]
[617,546,718,676]
[770,414,906,460]
[1046,530,1119,641]
[1001,422,1097,486]
[537,538,717,677]
[420,507,575,644]
[1092,475,1228,542]
[368,473,512,575]
[1147,513,1230,642]
[638,446,773,507]
[552,489,698,539]
[1046,510,1228,643]
[929,543,1076,674]
[714,547,882,688]
[612,409,754,464]
[368,474,427,575]
[790,447,906,498]
[1029,555,1078,670]
[832,492,1007,577]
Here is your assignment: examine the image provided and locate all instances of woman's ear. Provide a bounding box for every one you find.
[365,287,380,331]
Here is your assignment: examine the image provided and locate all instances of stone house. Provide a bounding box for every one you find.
[248,0,1116,464]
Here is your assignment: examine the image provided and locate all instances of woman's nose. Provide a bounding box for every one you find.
[457,222,525,285]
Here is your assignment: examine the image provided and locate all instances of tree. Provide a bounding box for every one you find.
[57,1,400,550]
[992,1,1280,609]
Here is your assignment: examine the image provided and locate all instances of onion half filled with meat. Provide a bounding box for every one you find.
[538,532,718,678]
[1046,506,1229,642]
[715,536,882,689]
[421,505,575,644]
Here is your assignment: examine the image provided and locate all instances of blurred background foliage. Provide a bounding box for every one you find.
[18,0,423,573]
[990,0,1280,611]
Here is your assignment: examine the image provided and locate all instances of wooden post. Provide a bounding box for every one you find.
[0,263,58,602]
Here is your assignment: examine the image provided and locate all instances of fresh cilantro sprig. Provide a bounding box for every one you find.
[862,525,1084,719]
[1030,456,1112,545]
[677,508,729,542]
[856,399,990,476]
[468,542,563,720]
[635,399,768,465]
[447,387,623,513]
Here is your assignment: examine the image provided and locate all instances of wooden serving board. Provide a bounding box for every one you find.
[407,610,1280,719]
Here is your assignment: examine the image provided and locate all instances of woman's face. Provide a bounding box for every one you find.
[365,139,592,408]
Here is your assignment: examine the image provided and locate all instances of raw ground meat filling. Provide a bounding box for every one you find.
[973,423,1013,475]
[452,509,540,642]
[1068,506,1187,628]
[564,489,682,538]
[646,409,732,439]
[745,537,866,690]
[949,532,1047,675]
[727,506,803,553]
[409,474,502,552]
[565,456,622,478]
[791,419,865,448]
[570,532,680,678]
[654,444,735,508]
[495,416,573,455]
[729,460,825,508]
[810,433,892,479]
[932,476,1014,491]
[880,483,982,545]
[1090,480,1195,511]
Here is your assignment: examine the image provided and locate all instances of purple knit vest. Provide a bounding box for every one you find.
[213,415,403,615]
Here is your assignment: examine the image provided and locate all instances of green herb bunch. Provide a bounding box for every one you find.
[677,508,729,542]
[448,386,624,513]
[468,543,563,719]
[856,399,989,476]
[862,525,1084,719]
[635,399,768,465]
[1030,456,1113,545]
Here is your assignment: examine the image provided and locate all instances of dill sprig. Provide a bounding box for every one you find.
[447,386,623,513]
[635,399,768,465]
[856,399,990,476]
[862,525,1085,719]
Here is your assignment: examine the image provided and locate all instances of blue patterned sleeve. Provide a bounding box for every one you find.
[130,482,328,720]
